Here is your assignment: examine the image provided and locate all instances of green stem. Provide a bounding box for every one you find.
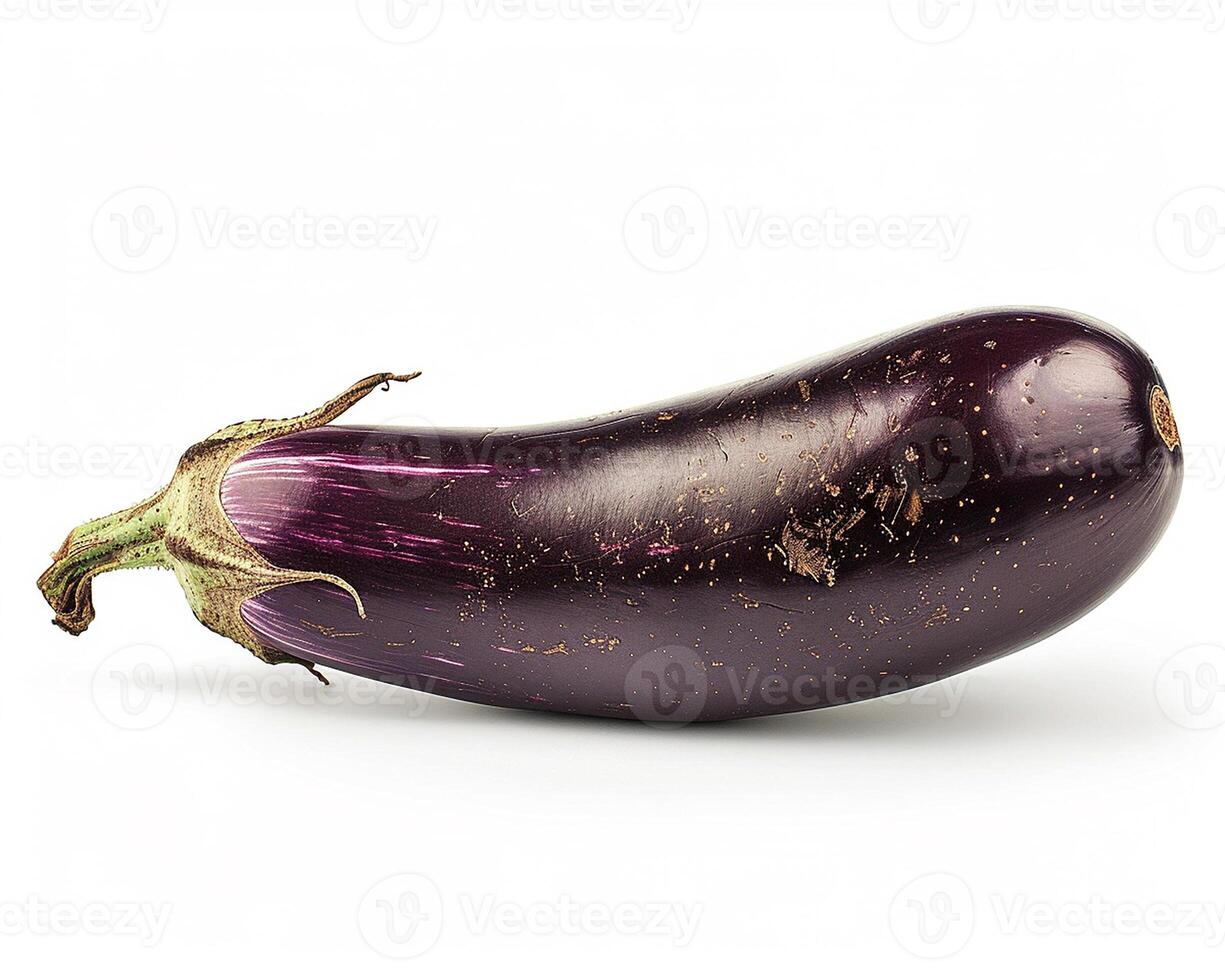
[37,490,172,635]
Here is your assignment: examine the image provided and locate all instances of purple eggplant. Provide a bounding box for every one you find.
[40,308,1182,722]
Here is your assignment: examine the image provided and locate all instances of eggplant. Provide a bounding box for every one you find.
[40,308,1182,722]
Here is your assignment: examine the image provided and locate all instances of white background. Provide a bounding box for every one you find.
[4,0,1224,974]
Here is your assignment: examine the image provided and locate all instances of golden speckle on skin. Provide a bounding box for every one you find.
[780,520,837,588]
[904,490,924,525]
[925,605,949,628]
[300,619,363,639]
[520,642,569,657]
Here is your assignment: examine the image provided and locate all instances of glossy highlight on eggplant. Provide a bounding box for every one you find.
[41,309,1182,722]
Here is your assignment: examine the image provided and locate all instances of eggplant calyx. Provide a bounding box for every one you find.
[37,372,421,675]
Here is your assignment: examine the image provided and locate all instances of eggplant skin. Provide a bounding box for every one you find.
[221,309,1182,722]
